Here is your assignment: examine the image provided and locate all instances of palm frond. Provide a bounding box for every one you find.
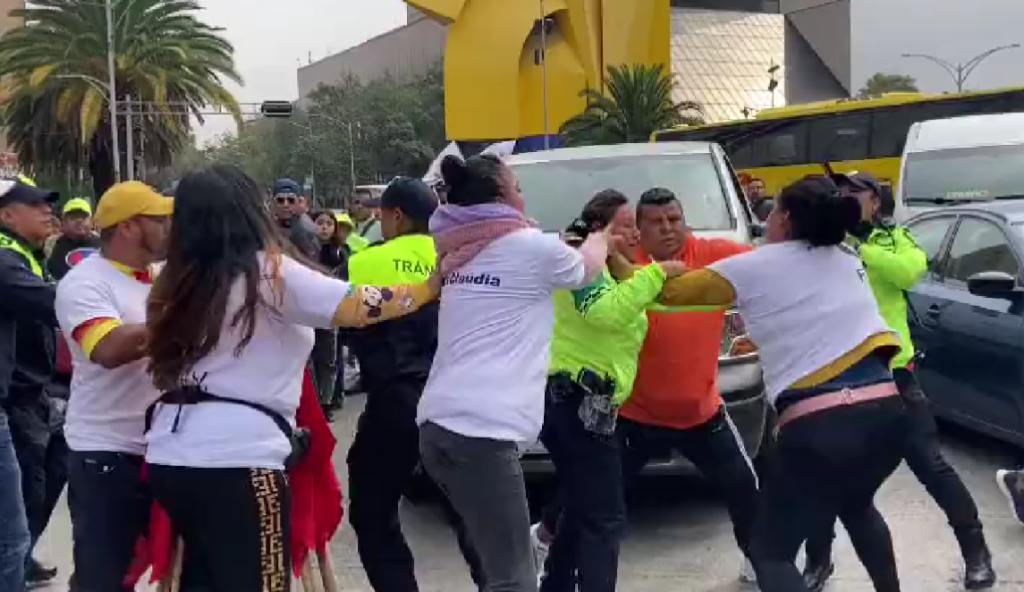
[0,0,240,192]
[558,63,705,146]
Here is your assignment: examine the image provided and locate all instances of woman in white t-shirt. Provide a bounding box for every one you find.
[417,154,608,592]
[647,176,908,592]
[143,165,438,592]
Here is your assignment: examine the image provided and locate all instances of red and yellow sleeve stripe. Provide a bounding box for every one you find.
[72,317,123,358]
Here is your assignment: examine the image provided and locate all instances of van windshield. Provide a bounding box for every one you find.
[511,153,735,231]
[903,144,1024,204]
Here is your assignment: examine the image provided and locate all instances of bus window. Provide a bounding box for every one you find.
[809,113,869,163]
[751,120,808,167]
[870,108,919,158]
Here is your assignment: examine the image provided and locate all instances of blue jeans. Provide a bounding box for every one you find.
[0,407,30,592]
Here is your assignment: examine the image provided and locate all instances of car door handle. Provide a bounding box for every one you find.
[926,304,942,318]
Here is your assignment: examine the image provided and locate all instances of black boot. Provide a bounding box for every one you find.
[956,528,996,590]
[25,557,57,588]
[802,561,835,592]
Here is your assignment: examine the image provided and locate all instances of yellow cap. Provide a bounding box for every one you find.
[334,212,354,228]
[62,197,92,216]
[93,181,173,230]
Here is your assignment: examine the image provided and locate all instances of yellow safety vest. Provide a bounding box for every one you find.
[346,233,370,254]
[348,234,435,285]
[0,231,43,278]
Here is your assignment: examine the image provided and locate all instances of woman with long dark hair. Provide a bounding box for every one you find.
[144,165,437,591]
[644,175,908,592]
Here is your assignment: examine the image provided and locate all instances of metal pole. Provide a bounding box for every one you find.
[104,0,121,182]
[308,125,316,205]
[126,93,134,180]
[540,0,549,150]
[348,123,356,193]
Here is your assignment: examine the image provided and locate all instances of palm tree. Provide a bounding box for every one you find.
[0,0,242,196]
[560,63,703,147]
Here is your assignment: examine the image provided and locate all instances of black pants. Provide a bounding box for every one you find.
[538,385,624,592]
[312,329,338,408]
[348,415,484,592]
[68,451,150,592]
[619,407,760,557]
[37,432,68,542]
[7,398,50,548]
[804,368,982,568]
[149,465,291,592]
[751,397,907,592]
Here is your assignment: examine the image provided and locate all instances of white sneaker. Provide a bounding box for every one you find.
[739,557,758,585]
[530,523,550,586]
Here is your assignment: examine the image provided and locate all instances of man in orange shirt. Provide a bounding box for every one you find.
[618,187,760,580]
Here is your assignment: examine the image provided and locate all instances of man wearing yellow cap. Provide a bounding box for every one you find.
[46,198,100,281]
[55,181,172,592]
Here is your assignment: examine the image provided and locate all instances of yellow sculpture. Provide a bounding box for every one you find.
[406,0,670,141]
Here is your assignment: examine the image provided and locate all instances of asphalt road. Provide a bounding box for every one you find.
[37,393,1024,591]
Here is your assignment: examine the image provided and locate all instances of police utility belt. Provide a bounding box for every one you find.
[144,386,311,470]
[548,369,619,436]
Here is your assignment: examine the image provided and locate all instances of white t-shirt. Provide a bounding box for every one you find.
[417,229,587,443]
[56,255,157,456]
[710,241,893,402]
[145,254,349,470]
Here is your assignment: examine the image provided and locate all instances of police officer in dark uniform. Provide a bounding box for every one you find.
[345,177,484,592]
[0,178,61,591]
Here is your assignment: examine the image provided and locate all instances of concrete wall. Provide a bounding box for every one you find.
[296,17,446,101]
[780,0,850,101]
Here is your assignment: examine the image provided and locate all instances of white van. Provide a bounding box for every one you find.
[897,112,1024,220]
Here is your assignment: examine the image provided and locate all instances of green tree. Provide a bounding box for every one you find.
[184,63,447,206]
[857,73,920,99]
[0,0,242,197]
[560,63,703,146]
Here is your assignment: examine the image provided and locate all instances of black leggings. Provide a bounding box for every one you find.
[805,368,983,570]
[149,465,291,592]
[749,397,907,592]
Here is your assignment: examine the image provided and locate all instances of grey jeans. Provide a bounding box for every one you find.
[420,421,536,592]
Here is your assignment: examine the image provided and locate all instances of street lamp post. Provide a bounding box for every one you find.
[104,0,120,182]
[539,0,549,150]
[902,44,1021,92]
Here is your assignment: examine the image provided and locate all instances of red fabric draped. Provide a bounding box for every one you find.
[124,368,343,585]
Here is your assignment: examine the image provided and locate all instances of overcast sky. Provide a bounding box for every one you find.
[853,0,1024,94]
[195,0,406,143]
[193,0,1024,142]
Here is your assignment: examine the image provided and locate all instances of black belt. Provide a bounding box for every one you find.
[144,386,310,470]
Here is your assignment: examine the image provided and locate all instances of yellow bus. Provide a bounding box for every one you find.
[652,86,1024,197]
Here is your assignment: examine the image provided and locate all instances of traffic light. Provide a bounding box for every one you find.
[260,101,294,118]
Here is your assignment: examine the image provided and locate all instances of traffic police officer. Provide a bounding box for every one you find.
[0,178,61,591]
[802,173,997,591]
[345,177,484,592]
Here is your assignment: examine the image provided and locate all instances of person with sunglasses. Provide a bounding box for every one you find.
[271,178,319,260]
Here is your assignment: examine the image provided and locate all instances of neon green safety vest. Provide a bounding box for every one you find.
[347,233,435,285]
[0,231,43,278]
[346,233,370,253]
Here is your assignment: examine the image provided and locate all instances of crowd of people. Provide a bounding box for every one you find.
[0,151,1020,592]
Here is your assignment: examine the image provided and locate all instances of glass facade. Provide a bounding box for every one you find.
[671,8,785,123]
